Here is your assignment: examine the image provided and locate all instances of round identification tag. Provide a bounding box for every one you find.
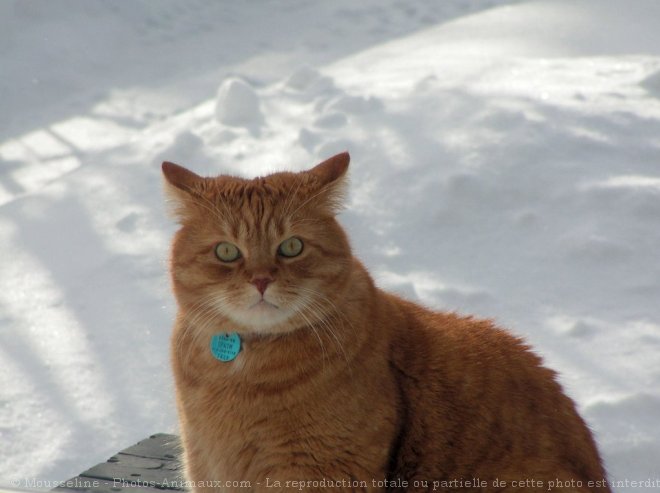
[210,332,241,362]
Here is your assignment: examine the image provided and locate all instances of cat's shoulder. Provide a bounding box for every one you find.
[385,293,547,376]
[386,293,524,344]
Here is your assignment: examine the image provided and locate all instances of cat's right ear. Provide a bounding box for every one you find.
[307,152,350,214]
[162,161,204,221]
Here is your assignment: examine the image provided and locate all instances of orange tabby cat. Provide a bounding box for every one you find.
[163,153,610,493]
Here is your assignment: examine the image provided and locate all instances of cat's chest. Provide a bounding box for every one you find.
[183,354,313,431]
[175,329,398,486]
[185,378,324,477]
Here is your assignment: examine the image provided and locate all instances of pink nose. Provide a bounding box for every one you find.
[251,277,273,295]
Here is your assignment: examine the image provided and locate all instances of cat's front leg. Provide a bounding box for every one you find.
[178,447,228,493]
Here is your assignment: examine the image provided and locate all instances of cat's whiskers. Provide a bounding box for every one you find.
[176,293,218,356]
[187,301,233,364]
[192,293,233,337]
[289,299,329,372]
[182,292,225,333]
[288,183,343,220]
[188,291,335,373]
[288,217,331,229]
[295,287,352,369]
[182,292,222,324]
[280,176,305,219]
[296,284,355,334]
[314,288,357,337]
[179,299,218,361]
[305,301,351,369]
[177,286,353,374]
[201,195,231,223]
[186,193,228,225]
[299,297,339,342]
[211,188,232,214]
[179,291,232,362]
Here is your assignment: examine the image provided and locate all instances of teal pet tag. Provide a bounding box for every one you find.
[210,332,242,362]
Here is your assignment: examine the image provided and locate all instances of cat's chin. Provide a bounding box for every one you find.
[228,301,298,334]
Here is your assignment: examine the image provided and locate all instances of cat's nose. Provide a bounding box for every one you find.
[251,277,273,296]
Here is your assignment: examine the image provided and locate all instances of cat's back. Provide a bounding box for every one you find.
[384,294,609,491]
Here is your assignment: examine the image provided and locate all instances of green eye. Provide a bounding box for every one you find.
[278,237,304,258]
[215,242,241,262]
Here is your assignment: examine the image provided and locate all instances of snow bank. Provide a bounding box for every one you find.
[215,78,263,127]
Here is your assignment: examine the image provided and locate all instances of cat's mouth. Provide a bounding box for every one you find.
[249,299,279,310]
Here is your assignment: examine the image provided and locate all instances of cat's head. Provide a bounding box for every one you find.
[163,152,352,335]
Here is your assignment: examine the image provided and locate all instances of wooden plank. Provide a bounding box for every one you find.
[54,434,184,493]
[80,453,180,487]
[120,434,181,461]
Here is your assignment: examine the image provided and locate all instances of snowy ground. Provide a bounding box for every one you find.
[1,1,659,490]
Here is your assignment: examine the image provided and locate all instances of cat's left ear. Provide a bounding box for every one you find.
[162,161,204,192]
[307,152,350,214]
[162,161,205,221]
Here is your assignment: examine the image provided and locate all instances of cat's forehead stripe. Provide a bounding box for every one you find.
[215,192,286,242]
[209,175,308,233]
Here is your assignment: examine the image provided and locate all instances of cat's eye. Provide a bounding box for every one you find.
[278,237,304,258]
[215,242,241,262]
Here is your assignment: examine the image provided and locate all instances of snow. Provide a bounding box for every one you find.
[215,78,263,127]
[1,0,659,490]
